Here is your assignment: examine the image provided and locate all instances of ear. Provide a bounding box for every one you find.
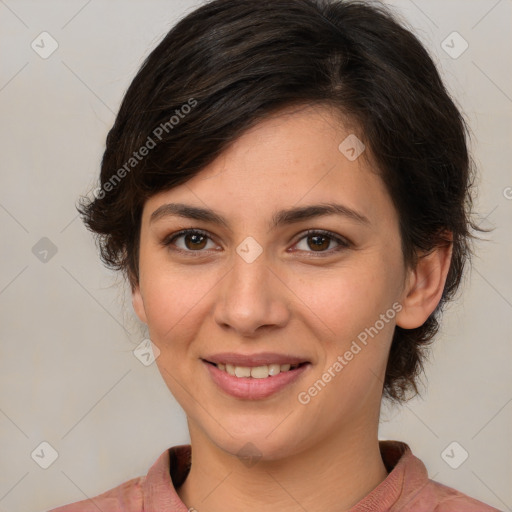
[132,283,148,324]
[396,235,453,330]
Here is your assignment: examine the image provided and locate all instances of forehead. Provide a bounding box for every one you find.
[142,104,394,228]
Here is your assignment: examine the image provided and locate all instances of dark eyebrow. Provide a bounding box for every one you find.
[150,202,370,230]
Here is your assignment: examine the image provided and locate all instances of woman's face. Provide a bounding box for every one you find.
[133,105,409,460]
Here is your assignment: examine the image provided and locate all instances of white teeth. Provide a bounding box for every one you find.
[268,363,281,376]
[215,362,300,378]
[251,365,269,379]
[234,366,251,378]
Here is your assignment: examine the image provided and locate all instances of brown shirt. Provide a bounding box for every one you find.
[48,441,501,511]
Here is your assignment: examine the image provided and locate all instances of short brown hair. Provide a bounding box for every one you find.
[78,0,481,402]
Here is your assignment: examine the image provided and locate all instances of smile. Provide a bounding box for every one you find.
[209,361,304,379]
[203,360,310,400]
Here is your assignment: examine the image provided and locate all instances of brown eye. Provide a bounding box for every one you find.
[183,232,208,250]
[293,230,350,255]
[307,234,331,251]
[163,229,216,253]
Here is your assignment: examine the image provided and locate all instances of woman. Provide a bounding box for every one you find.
[50,0,499,510]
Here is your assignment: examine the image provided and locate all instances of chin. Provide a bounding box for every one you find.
[205,423,305,464]
[221,439,292,464]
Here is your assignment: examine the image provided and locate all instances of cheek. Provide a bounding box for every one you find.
[139,261,218,345]
[294,266,398,418]
[293,258,400,341]
[141,269,212,397]
[293,257,402,409]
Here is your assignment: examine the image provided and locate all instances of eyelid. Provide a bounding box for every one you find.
[162,228,351,255]
[161,228,219,254]
[291,229,351,252]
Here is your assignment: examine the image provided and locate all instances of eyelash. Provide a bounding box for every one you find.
[161,228,351,257]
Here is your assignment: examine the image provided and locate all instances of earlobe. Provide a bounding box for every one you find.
[132,284,148,324]
[396,238,453,330]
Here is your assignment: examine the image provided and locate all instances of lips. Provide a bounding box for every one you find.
[201,352,312,399]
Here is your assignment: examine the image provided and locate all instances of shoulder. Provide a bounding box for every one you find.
[47,475,145,512]
[425,479,502,512]
[395,466,502,511]
[377,441,501,512]
[45,444,190,512]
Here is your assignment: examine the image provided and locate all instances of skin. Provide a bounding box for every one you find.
[132,104,452,512]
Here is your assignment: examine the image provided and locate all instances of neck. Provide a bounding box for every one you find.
[176,420,388,512]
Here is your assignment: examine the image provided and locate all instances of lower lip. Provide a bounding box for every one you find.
[204,361,310,400]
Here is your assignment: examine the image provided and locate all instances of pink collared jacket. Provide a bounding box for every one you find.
[47,441,501,511]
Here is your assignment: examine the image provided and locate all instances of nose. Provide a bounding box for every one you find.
[213,250,290,337]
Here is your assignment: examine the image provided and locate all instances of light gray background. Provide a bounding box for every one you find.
[0,1,511,511]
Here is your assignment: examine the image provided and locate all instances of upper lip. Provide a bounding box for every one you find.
[203,352,310,367]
